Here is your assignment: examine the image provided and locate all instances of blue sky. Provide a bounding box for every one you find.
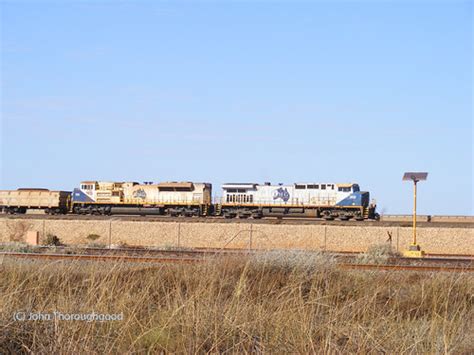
[1,1,472,215]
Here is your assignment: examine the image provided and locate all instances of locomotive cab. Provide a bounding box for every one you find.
[72,181,98,203]
[335,184,369,207]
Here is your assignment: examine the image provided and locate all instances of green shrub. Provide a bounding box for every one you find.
[43,234,62,246]
[86,234,101,241]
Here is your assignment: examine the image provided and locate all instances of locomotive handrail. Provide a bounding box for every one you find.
[217,198,339,206]
[122,198,204,204]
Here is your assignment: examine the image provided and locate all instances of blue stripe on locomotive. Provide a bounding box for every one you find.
[72,188,95,203]
[336,192,369,207]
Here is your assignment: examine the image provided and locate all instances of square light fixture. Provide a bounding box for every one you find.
[402,172,428,182]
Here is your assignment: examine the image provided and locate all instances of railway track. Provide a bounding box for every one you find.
[14,245,474,261]
[4,245,474,262]
[0,251,201,264]
[338,263,474,273]
[1,213,472,228]
[2,247,473,272]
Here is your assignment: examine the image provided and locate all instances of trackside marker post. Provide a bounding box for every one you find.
[402,172,428,257]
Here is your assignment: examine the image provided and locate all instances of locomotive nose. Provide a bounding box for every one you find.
[360,191,370,207]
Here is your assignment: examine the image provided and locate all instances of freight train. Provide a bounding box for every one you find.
[0,180,378,220]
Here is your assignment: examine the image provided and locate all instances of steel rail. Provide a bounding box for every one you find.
[338,263,474,273]
[2,251,473,272]
[0,252,202,264]
[11,245,474,262]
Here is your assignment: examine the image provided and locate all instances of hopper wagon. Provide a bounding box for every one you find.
[0,188,71,214]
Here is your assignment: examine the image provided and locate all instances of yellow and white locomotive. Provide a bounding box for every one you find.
[72,181,212,216]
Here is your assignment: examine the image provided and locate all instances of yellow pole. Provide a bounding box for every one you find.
[413,180,417,246]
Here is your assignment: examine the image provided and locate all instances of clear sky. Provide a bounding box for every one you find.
[1,1,472,215]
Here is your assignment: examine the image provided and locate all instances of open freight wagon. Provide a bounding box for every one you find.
[0,188,71,214]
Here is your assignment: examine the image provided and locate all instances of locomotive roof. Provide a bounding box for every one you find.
[296,182,357,186]
[222,183,257,189]
[157,182,194,189]
[17,188,50,191]
[222,182,358,188]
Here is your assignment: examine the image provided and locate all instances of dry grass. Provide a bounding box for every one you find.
[1,253,473,353]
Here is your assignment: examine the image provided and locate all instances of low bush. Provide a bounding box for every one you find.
[43,234,62,246]
[356,243,401,264]
[0,242,39,253]
[86,234,101,241]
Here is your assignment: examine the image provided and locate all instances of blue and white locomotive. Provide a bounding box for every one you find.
[220,182,377,220]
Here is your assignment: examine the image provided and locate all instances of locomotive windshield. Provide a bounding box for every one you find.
[338,184,360,192]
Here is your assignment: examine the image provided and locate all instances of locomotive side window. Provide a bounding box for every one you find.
[321,184,326,190]
[338,187,351,192]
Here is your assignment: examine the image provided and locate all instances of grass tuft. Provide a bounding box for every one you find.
[356,243,401,264]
